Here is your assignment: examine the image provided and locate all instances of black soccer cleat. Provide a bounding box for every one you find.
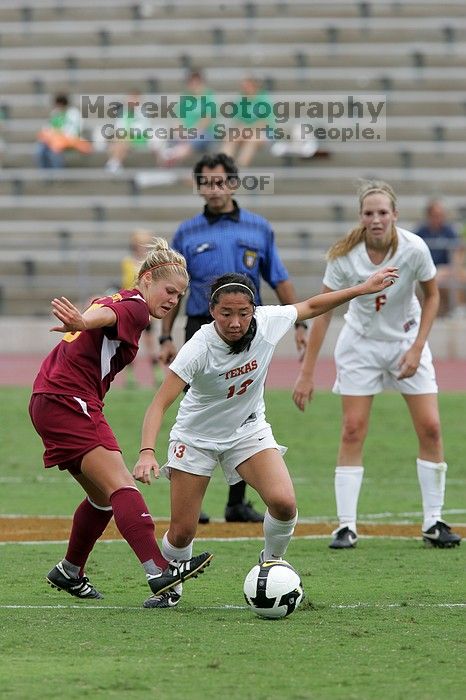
[422,520,461,548]
[225,501,264,523]
[198,510,210,525]
[46,562,103,599]
[329,526,358,549]
[147,551,213,597]
[143,587,182,609]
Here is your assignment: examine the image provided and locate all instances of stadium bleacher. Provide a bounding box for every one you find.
[0,0,465,315]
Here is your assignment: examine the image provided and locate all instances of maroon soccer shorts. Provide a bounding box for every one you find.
[29,393,121,475]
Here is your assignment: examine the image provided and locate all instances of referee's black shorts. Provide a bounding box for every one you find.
[185,315,212,342]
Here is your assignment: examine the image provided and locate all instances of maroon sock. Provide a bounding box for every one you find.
[65,498,113,575]
[110,487,168,571]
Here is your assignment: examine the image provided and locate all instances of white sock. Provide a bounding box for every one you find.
[334,466,364,533]
[162,531,193,562]
[263,510,298,560]
[160,533,192,597]
[416,459,447,531]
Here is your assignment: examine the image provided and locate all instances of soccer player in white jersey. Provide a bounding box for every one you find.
[133,267,397,608]
[292,180,462,550]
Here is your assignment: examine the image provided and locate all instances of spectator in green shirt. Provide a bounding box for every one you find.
[223,77,273,167]
[161,70,217,167]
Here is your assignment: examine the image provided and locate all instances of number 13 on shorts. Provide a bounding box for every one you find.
[173,443,186,458]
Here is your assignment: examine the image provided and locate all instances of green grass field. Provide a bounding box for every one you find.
[0,386,464,699]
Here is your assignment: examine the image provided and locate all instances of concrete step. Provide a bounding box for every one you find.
[1,193,465,223]
[1,166,465,197]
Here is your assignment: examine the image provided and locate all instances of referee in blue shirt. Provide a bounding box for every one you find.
[159,153,307,523]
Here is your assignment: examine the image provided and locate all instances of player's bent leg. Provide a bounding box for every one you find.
[80,446,136,498]
[238,450,297,561]
[81,447,194,596]
[331,395,372,549]
[402,394,443,461]
[45,466,116,600]
[167,468,210,547]
[142,468,213,607]
[338,395,372,465]
[237,449,296,519]
[330,467,364,549]
[403,394,461,546]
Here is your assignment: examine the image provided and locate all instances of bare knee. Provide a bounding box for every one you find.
[341,417,367,448]
[266,494,296,521]
[418,418,442,446]
[167,524,196,548]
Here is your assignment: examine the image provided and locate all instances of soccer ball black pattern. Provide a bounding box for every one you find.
[243,560,304,619]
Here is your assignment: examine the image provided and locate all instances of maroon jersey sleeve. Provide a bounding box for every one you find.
[32,289,150,404]
[101,291,150,344]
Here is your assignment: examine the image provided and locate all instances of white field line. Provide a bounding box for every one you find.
[0,534,449,546]
[0,603,464,611]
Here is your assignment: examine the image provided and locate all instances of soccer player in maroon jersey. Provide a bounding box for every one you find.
[29,238,212,605]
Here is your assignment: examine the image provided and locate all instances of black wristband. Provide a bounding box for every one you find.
[139,447,155,454]
[158,334,173,344]
[294,321,308,330]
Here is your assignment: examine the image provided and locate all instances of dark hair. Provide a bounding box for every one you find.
[193,153,239,188]
[54,94,69,107]
[209,273,257,355]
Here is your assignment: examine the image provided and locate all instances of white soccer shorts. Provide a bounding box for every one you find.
[332,325,438,396]
[163,424,287,485]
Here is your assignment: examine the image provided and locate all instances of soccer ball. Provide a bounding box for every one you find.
[243,559,304,619]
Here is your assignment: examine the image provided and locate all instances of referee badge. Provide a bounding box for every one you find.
[243,249,258,269]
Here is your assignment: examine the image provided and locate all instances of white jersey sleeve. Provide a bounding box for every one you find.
[169,333,207,387]
[406,235,437,282]
[323,255,349,291]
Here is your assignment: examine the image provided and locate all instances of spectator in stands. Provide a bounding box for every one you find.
[158,152,307,524]
[415,199,466,316]
[161,70,216,167]
[36,94,92,169]
[222,77,273,167]
[104,91,166,173]
[292,180,461,551]
[121,229,164,387]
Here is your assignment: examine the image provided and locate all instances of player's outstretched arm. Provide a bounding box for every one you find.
[292,304,333,412]
[50,297,116,333]
[133,370,187,484]
[294,266,398,322]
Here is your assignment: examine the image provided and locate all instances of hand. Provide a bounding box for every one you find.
[397,345,422,379]
[361,266,399,295]
[292,374,315,412]
[294,325,307,359]
[50,297,86,333]
[133,453,161,484]
[158,340,177,365]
